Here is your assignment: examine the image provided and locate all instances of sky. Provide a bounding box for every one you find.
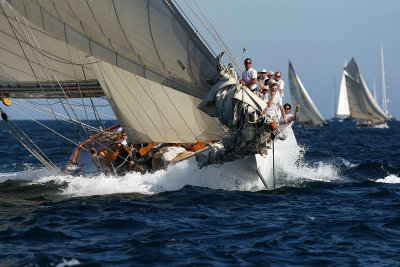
[207,0,400,119]
[5,0,400,120]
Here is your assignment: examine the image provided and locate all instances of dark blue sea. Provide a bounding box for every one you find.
[1,120,400,266]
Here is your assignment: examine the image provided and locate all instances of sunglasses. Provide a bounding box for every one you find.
[284,108,291,110]
[245,62,251,65]
[275,75,281,78]
[267,74,273,76]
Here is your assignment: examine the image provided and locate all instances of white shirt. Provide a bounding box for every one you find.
[280,113,293,123]
[242,68,257,90]
[277,80,285,96]
[265,93,283,117]
[257,78,267,90]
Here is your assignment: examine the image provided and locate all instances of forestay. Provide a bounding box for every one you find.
[287,61,326,125]
[344,58,388,123]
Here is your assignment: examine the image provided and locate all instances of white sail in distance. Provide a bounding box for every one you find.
[344,58,389,123]
[6,0,225,143]
[336,68,350,116]
[288,61,326,125]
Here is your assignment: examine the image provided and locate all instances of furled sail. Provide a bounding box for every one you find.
[0,5,103,98]
[288,61,326,125]
[344,58,389,123]
[336,70,350,116]
[6,0,224,143]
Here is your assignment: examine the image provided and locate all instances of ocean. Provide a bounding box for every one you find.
[0,120,399,266]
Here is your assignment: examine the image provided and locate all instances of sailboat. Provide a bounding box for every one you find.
[287,61,327,126]
[0,0,298,189]
[342,58,389,127]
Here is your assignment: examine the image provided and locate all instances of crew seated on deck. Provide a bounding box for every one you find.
[113,142,131,175]
[119,132,130,147]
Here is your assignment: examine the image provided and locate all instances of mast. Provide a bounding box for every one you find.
[381,42,388,114]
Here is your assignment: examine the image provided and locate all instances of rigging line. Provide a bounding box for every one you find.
[171,0,217,57]
[6,121,59,171]
[25,99,116,120]
[9,105,90,152]
[0,121,60,172]
[219,0,248,59]
[0,110,61,172]
[65,43,91,135]
[199,0,242,69]
[181,0,241,71]
[11,103,118,161]
[89,97,106,131]
[14,100,105,133]
[21,16,90,141]
[193,0,241,69]
[1,3,67,139]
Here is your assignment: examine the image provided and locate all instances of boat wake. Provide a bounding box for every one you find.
[0,143,342,197]
[375,175,400,184]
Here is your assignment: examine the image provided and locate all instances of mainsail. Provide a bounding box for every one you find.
[6,0,225,143]
[344,58,389,123]
[287,61,326,125]
[0,5,103,98]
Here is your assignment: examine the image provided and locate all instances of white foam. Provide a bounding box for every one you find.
[0,164,52,183]
[3,130,343,196]
[35,158,263,197]
[55,258,81,267]
[376,175,400,184]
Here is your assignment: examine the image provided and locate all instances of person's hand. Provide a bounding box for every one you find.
[283,119,288,124]
[240,80,246,85]
[296,104,300,110]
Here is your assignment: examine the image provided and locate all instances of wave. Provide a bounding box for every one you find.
[375,175,400,184]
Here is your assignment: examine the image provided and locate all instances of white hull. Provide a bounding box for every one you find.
[182,126,300,190]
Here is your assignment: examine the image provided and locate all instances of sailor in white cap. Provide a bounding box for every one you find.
[257,68,268,92]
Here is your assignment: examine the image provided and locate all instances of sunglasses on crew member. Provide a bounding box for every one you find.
[284,107,291,110]
[245,62,251,65]
[267,74,273,76]
[275,75,281,78]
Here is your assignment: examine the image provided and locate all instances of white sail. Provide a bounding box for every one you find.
[6,0,224,142]
[288,61,326,125]
[344,58,389,123]
[336,69,350,116]
[91,58,224,143]
[0,5,101,97]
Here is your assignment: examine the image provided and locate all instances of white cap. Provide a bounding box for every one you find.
[258,68,267,73]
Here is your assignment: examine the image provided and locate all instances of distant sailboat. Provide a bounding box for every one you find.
[343,58,389,127]
[287,61,327,126]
